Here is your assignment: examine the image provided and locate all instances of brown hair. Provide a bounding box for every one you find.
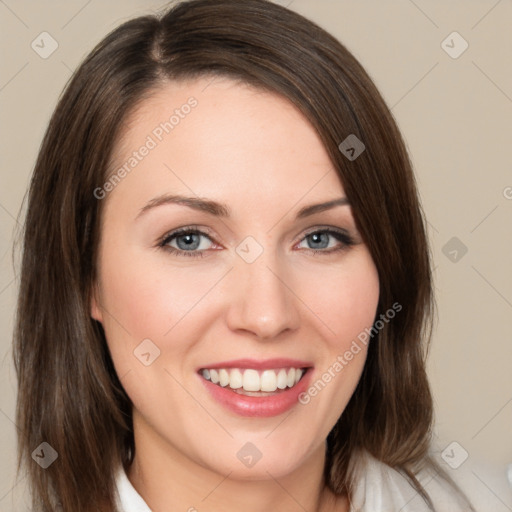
[13,0,472,510]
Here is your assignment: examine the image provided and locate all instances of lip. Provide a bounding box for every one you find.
[197,358,314,371]
[197,360,314,418]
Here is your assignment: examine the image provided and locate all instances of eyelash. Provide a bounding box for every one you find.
[157,225,355,258]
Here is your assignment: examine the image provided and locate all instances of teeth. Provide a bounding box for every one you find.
[243,369,260,391]
[277,369,288,389]
[260,370,277,392]
[210,369,219,384]
[219,369,229,387]
[229,368,243,389]
[287,368,296,388]
[201,367,306,392]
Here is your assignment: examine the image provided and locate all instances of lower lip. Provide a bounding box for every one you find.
[199,370,313,417]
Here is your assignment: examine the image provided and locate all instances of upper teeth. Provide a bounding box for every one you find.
[201,368,304,392]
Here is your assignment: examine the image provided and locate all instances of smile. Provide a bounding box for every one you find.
[200,367,305,395]
[197,358,313,417]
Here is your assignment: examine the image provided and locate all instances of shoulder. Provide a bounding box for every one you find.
[349,452,471,512]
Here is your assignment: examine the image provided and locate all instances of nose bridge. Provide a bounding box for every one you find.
[226,238,300,339]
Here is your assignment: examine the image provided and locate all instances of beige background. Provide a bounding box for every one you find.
[1,1,511,510]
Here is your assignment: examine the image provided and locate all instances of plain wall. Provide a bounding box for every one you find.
[1,1,511,510]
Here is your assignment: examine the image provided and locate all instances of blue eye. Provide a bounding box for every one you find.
[158,226,355,258]
[160,228,214,257]
[298,229,354,253]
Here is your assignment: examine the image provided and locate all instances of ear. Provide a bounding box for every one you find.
[90,282,104,323]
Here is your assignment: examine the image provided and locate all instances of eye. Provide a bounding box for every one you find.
[296,228,355,254]
[159,227,216,257]
[158,226,355,258]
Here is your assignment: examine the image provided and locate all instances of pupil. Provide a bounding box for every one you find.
[309,232,328,249]
[177,233,200,250]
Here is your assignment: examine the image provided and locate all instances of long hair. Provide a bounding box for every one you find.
[13,1,468,510]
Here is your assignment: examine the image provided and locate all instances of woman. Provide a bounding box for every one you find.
[14,0,475,510]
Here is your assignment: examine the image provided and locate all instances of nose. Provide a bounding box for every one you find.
[225,248,301,340]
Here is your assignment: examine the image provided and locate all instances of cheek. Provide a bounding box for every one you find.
[96,248,208,420]
[299,249,380,348]
[99,246,223,343]
[288,251,379,451]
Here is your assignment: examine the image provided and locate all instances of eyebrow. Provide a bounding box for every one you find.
[135,194,349,220]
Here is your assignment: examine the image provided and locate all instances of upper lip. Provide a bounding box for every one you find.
[198,358,314,371]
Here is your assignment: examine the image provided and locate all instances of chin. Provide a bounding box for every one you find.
[198,434,317,481]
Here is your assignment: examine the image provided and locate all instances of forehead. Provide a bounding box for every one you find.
[105,77,345,214]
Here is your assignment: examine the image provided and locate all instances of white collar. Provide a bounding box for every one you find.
[115,465,152,512]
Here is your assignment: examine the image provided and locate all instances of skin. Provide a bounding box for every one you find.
[91,77,380,512]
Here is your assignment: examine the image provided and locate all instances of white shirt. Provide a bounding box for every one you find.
[113,454,475,512]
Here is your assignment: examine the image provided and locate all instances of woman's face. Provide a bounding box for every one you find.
[91,77,379,479]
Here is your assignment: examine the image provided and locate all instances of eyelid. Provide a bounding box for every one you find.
[158,225,217,245]
[300,224,352,237]
[294,225,355,245]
